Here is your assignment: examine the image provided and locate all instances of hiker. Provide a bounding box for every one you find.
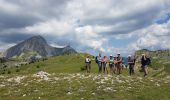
[96,53,102,73]
[102,56,108,74]
[141,54,148,77]
[116,53,123,74]
[113,56,117,74]
[128,55,135,75]
[109,55,114,74]
[85,55,91,73]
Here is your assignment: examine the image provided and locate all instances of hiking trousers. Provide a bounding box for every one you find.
[98,62,102,73]
[129,65,134,75]
[102,63,107,73]
[86,63,91,73]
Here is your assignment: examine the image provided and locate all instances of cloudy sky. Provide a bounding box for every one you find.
[0,0,170,56]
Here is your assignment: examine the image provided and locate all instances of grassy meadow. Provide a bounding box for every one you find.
[0,53,170,100]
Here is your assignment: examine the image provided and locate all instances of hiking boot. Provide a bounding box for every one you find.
[144,74,148,77]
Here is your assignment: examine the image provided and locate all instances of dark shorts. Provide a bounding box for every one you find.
[142,65,147,69]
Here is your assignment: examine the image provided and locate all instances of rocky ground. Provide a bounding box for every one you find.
[0,71,170,100]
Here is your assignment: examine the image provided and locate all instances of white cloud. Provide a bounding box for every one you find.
[75,25,107,52]
[0,0,170,55]
[0,0,20,14]
[0,42,16,52]
[25,19,76,36]
[127,20,170,51]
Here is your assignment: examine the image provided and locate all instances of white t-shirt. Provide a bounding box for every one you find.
[85,58,91,63]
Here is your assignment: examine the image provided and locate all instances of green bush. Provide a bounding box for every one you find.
[15,65,19,68]
[7,70,11,74]
[1,70,5,74]
[3,65,7,68]
[36,65,40,68]
[16,68,20,72]
[80,65,86,71]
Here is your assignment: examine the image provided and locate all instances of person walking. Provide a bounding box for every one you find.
[109,55,114,74]
[102,56,108,74]
[85,55,91,73]
[116,53,123,74]
[96,53,102,74]
[113,56,117,74]
[128,55,135,75]
[141,54,148,77]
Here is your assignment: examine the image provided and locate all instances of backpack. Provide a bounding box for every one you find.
[146,58,151,65]
[95,56,98,63]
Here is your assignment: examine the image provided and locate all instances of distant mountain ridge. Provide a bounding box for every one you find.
[3,35,77,58]
[135,49,170,58]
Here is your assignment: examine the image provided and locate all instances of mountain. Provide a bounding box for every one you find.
[3,35,76,58]
[135,49,170,58]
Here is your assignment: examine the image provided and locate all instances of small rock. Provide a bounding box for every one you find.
[92,93,95,95]
[23,94,26,97]
[156,83,160,87]
[67,92,72,95]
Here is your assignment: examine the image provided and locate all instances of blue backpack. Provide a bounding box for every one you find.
[95,56,98,63]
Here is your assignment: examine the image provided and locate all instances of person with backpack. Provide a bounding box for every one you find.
[141,54,148,77]
[109,55,114,74]
[102,56,108,74]
[96,53,102,74]
[128,55,135,75]
[116,53,123,74]
[146,55,151,66]
[85,55,91,73]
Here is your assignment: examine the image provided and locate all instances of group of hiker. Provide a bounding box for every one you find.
[85,53,151,77]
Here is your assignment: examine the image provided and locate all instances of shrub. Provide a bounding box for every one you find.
[36,65,40,68]
[16,69,20,72]
[1,70,5,74]
[80,66,86,71]
[15,65,19,68]
[7,70,11,74]
[3,65,7,68]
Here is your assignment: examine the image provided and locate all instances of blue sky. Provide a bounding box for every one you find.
[0,0,170,56]
[156,13,170,24]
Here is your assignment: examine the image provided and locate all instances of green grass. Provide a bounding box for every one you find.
[164,63,170,74]
[0,74,170,100]
[0,53,170,100]
[13,53,98,75]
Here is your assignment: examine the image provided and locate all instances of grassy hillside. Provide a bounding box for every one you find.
[0,53,170,100]
[135,49,170,77]
[3,53,98,75]
[135,49,170,58]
